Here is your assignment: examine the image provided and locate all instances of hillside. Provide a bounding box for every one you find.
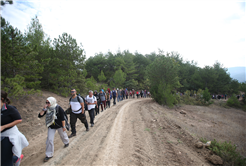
[7,91,246,165]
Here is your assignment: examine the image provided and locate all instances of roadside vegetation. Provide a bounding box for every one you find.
[200,138,246,166]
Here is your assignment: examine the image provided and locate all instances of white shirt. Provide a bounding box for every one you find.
[70,96,83,114]
[86,95,97,110]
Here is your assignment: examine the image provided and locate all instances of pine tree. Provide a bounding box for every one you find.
[1,22,42,97]
[98,70,106,82]
[50,33,86,96]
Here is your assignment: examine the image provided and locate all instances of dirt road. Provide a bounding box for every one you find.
[21,98,212,166]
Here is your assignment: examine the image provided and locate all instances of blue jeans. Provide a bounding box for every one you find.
[117,96,120,102]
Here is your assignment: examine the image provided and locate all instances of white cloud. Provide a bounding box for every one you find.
[1,0,245,68]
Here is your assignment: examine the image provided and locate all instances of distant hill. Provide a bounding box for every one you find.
[227,67,246,83]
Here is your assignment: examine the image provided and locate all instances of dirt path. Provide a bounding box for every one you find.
[21,98,212,166]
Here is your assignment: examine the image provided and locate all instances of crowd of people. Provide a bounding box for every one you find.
[1,88,150,165]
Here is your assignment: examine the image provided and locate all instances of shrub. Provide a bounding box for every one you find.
[202,88,211,103]
[227,94,240,107]
[209,139,246,166]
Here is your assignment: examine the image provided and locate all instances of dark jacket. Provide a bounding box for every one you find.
[1,104,22,133]
[38,105,65,129]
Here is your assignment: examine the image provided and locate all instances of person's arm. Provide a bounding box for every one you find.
[39,105,48,118]
[1,119,22,132]
[80,102,84,114]
[61,120,66,131]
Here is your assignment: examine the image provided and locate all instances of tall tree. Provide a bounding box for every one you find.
[50,33,86,96]
[1,22,42,97]
[110,68,126,88]
[147,52,181,107]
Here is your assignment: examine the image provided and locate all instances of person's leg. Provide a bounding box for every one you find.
[57,128,69,145]
[1,137,13,166]
[89,109,95,124]
[103,100,106,109]
[70,112,77,135]
[100,103,103,111]
[78,113,89,130]
[45,128,56,157]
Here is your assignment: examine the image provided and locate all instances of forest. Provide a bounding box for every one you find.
[1,16,245,107]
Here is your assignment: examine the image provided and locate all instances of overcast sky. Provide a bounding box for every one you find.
[1,0,245,68]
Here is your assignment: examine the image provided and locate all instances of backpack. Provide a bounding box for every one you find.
[86,95,96,104]
[112,90,116,97]
[69,95,88,111]
[56,105,70,131]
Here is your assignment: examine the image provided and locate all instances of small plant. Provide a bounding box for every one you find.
[202,88,211,103]
[145,128,150,131]
[200,137,208,143]
[167,141,172,144]
[227,94,240,108]
[178,139,182,143]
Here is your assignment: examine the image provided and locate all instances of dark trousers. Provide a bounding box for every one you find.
[70,112,88,134]
[95,100,100,115]
[88,109,95,124]
[113,96,116,105]
[1,137,13,166]
[101,100,106,111]
[106,100,110,108]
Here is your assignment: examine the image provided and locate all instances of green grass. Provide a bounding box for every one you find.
[145,128,151,131]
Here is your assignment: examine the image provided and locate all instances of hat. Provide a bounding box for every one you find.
[117,88,119,90]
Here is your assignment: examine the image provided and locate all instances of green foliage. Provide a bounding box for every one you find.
[147,52,181,107]
[209,139,246,166]
[199,137,208,143]
[86,76,97,91]
[98,70,106,82]
[202,88,211,103]
[239,82,246,103]
[226,95,240,107]
[1,21,42,97]
[110,68,126,88]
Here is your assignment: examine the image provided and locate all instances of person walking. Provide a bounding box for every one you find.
[1,91,29,166]
[125,88,128,99]
[99,89,107,112]
[121,89,125,100]
[112,88,117,105]
[117,88,121,102]
[140,90,143,98]
[38,97,69,162]
[69,89,89,138]
[129,90,132,98]
[136,91,139,98]
[94,90,101,115]
[106,90,110,108]
[144,90,147,98]
[132,89,135,98]
[85,91,97,127]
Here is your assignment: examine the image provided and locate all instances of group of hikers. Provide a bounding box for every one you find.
[1,88,151,165]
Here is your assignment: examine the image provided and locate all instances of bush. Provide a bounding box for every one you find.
[202,88,211,103]
[200,137,246,165]
[227,95,240,107]
[209,139,246,166]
